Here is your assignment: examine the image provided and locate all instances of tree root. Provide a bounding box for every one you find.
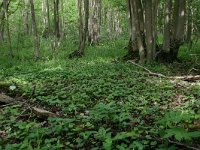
[68,50,84,59]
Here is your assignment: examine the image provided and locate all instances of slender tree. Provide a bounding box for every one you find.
[163,0,171,53]
[145,0,155,61]
[0,0,7,41]
[53,0,60,51]
[24,0,30,35]
[30,0,39,60]
[4,0,13,57]
[60,0,65,39]
[46,0,51,36]
[186,0,193,44]
[69,0,89,58]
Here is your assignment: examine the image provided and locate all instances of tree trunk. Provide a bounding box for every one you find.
[171,0,186,60]
[152,0,158,59]
[131,0,145,62]
[157,0,186,62]
[97,0,102,42]
[163,0,171,52]
[53,0,60,51]
[69,0,89,58]
[30,0,39,60]
[124,0,138,60]
[24,0,29,35]
[46,0,51,36]
[186,0,192,44]
[42,0,46,26]
[145,0,154,61]
[107,5,111,38]
[89,0,101,45]
[60,0,65,39]
[5,9,13,58]
[17,9,24,51]
[2,0,13,57]
[0,0,6,41]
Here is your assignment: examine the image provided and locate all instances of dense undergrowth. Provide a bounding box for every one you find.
[0,38,200,149]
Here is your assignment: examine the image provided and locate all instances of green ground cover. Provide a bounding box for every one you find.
[0,38,200,149]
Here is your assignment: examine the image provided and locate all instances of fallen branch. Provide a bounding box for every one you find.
[128,61,168,78]
[168,139,200,150]
[128,61,200,82]
[173,75,200,82]
[155,137,200,150]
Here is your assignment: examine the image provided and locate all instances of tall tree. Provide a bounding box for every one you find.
[4,0,13,57]
[30,0,39,60]
[53,0,60,51]
[126,0,187,63]
[186,0,193,44]
[60,0,65,39]
[162,0,171,53]
[130,0,146,62]
[24,0,29,35]
[171,0,186,60]
[69,0,89,58]
[89,0,101,45]
[0,0,7,41]
[145,0,155,61]
[46,0,51,37]
[97,0,102,42]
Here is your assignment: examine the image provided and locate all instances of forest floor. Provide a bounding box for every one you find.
[0,38,200,149]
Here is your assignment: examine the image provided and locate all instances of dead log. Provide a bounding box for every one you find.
[0,93,15,104]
